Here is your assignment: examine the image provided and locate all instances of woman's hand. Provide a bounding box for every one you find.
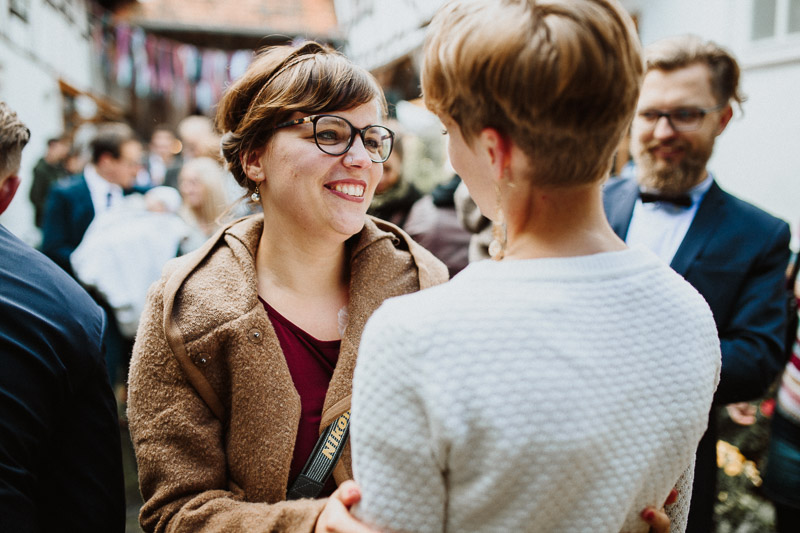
[315,481,379,533]
[317,482,678,532]
[641,488,678,533]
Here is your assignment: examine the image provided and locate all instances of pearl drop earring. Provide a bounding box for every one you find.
[251,176,262,202]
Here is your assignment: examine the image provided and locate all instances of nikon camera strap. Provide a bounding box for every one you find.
[286,410,351,500]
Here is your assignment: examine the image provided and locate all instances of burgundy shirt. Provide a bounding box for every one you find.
[260,297,340,496]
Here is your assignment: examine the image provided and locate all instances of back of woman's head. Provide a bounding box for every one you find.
[423,0,643,187]
[217,42,386,191]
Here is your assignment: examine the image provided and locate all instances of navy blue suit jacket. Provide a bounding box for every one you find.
[0,224,125,532]
[40,174,94,275]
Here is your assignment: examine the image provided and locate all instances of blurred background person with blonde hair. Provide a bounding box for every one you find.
[177,156,228,251]
[177,114,222,162]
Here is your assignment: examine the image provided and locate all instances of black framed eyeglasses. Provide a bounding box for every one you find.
[273,114,395,163]
[635,104,725,132]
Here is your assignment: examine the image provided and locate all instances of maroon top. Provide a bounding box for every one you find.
[260,297,340,496]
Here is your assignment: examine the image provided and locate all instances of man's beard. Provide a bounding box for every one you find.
[634,140,712,195]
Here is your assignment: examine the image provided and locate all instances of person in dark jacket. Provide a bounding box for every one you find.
[0,101,125,533]
[28,136,69,227]
[405,175,471,277]
[367,124,421,228]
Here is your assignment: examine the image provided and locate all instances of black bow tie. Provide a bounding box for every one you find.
[639,191,693,208]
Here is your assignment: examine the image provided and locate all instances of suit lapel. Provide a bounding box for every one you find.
[670,180,726,276]
[604,178,639,240]
[75,175,95,238]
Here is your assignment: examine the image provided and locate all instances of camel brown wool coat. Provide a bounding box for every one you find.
[127,214,448,533]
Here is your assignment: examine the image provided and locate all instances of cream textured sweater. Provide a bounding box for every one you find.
[352,247,721,533]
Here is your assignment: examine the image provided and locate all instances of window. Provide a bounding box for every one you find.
[752,0,800,41]
[46,0,78,23]
[9,0,30,21]
[753,0,777,39]
[791,0,800,33]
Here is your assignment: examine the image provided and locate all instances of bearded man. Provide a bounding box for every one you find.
[603,35,791,532]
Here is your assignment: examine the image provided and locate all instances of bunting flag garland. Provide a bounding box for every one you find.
[132,28,150,97]
[229,50,252,81]
[157,42,173,94]
[94,14,255,112]
[115,25,133,88]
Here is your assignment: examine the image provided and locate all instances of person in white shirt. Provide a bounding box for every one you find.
[137,125,181,188]
[40,123,144,386]
[41,122,143,275]
[351,1,721,532]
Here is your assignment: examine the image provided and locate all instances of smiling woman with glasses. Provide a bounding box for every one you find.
[127,41,447,533]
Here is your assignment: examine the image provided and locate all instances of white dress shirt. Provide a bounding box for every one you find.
[625,174,714,264]
[83,164,124,216]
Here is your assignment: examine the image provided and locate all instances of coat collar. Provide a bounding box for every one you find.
[159,213,447,420]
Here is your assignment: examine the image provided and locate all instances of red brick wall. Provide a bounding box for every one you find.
[130,0,338,35]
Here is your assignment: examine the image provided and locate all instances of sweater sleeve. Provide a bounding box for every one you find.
[127,278,325,533]
[350,304,447,533]
[667,457,695,533]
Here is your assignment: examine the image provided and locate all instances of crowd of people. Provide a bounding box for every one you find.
[1,0,798,532]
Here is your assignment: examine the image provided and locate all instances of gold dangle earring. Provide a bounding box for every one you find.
[488,182,506,261]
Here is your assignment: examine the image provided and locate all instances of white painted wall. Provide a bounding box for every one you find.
[335,0,443,71]
[0,0,93,245]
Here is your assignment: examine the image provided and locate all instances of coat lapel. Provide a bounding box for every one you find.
[603,177,639,240]
[670,181,726,276]
[74,175,96,238]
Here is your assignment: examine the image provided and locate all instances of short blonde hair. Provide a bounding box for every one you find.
[422,0,643,186]
[644,34,745,108]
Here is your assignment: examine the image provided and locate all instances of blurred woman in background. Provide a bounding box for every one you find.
[176,156,228,251]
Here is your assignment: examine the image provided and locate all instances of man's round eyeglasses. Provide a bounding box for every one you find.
[274,114,395,163]
[635,104,725,132]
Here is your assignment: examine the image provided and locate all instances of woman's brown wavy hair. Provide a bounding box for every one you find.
[216,41,386,195]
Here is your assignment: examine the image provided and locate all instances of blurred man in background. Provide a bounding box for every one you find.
[28,136,69,228]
